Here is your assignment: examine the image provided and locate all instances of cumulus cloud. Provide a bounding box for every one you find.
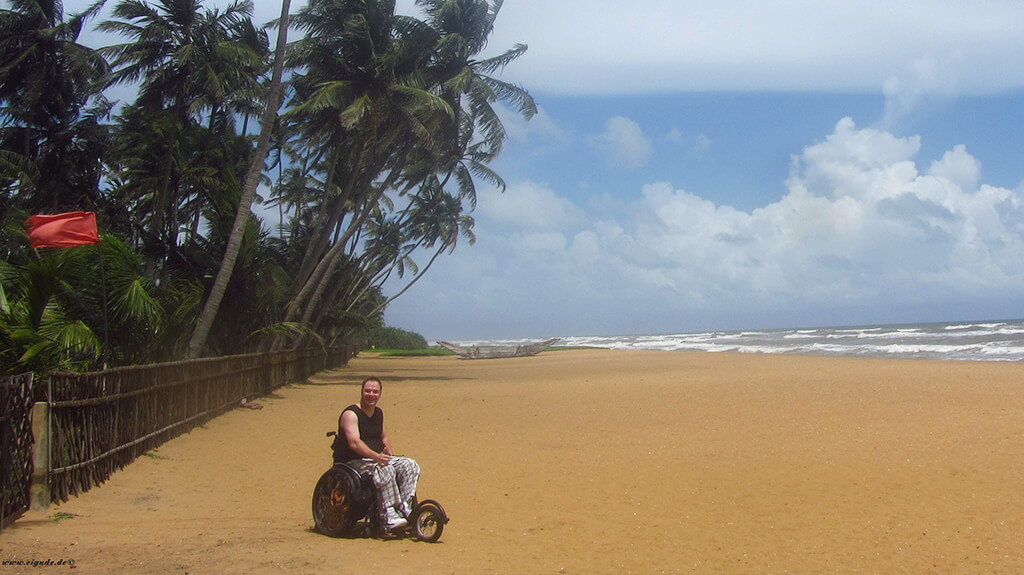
[589,117,653,169]
[927,145,981,192]
[388,118,1024,338]
[793,117,922,201]
[476,180,586,232]
[604,118,1024,309]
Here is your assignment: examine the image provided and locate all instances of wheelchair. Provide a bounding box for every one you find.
[312,432,448,542]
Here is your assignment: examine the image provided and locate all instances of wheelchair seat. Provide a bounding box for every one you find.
[333,461,375,490]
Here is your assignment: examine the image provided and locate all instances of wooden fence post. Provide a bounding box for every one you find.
[29,401,49,510]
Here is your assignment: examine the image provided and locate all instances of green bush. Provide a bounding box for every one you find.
[363,326,428,350]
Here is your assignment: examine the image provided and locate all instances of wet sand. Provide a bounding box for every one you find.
[2,350,1023,574]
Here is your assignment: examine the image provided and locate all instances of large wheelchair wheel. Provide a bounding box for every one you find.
[312,467,356,537]
[411,501,446,543]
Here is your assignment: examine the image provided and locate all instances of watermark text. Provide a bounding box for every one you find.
[1,559,76,568]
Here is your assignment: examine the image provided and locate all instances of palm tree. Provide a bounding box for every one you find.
[98,0,262,277]
[332,209,417,316]
[0,0,110,213]
[334,0,531,319]
[419,0,536,203]
[186,0,292,358]
[0,229,173,374]
[266,0,538,351]
[274,0,453,346]
[363,182,474,318]
[283,0,444,288]
[0,250,95,375]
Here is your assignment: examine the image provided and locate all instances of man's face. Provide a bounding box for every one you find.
[361,380,382,408]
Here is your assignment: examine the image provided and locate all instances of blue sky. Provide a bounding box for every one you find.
[77,0,1024,341]
[384,0,1024,341]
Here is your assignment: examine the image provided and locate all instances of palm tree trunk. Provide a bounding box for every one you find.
[295,189,387,324]
[185,0,291,359]
[271,187,383,351]
[365,243,447,318]
[291,137,368,294]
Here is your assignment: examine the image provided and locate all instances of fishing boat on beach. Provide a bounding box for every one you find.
[437,338,560,359]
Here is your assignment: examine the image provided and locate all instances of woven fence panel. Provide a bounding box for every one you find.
[1,373,35,530]
[46,346,354,503]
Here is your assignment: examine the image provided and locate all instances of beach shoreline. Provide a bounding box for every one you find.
[468,318,1024,362]
[2,349,1022,574]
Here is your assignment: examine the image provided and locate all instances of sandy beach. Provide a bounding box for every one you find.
[2,350,1023,574]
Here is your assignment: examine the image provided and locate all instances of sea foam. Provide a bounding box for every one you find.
[453,319,1024,362]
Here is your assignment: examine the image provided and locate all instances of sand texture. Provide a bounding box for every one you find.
[2,350,1023,574]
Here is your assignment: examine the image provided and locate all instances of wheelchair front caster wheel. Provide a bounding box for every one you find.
[412,502,445,542]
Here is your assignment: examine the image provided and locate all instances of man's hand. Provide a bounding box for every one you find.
[375,452,392,466]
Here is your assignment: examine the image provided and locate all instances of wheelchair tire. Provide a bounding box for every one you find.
[312,468,355,537]
[411,502,445,543]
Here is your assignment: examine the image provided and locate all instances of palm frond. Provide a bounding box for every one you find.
[249,320,322,344]
[112,277,165,327]
[40,318,101,360]
[474,43,529,74]
[481,75,537,119]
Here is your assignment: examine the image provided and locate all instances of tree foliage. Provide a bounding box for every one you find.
[362,325,429,350]
[0,0,534,374]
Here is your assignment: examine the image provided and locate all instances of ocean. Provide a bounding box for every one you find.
[457,319,1024,362]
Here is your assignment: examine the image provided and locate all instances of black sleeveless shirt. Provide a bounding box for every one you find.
[333,404,384,463]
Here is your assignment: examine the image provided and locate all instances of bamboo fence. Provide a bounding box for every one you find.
[42,346,356,503]
[1,373,35,529]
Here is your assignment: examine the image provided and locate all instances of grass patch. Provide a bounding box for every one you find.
[364,345,603,357]
[143,450,167,460]
[52,511,78,523]
[367,347,455,357]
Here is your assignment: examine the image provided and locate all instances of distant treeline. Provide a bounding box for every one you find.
[0,0,533,377]
[363,326,429,350]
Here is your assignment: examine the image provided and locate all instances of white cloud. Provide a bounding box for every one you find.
[588,117,653,169]
[793,118,922,202]
[927,145,981,192]
[386,118,1024,338]
[476,180,585,232]
[85,0,1024,99]
[473,0,1024,95]
[616,120,1024,309]
[881,56,962,128]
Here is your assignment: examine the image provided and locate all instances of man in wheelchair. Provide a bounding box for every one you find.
[334,376,420,531]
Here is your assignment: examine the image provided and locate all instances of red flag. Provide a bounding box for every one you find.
[26,211,100,248]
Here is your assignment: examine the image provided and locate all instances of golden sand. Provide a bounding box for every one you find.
[2,350,1023,574]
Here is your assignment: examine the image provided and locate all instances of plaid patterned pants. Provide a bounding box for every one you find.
[348,456,420,516]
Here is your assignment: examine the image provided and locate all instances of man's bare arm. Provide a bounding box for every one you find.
[341,410,390,464]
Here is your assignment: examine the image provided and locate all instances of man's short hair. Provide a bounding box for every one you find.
[361,376,382,391]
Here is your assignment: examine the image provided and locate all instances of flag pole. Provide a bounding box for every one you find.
[26,211,108,368]
[96,239,110,370]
